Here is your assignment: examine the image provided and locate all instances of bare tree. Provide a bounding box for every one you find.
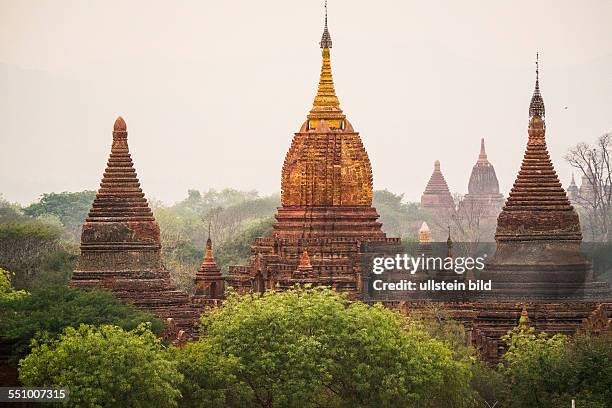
[565,133,612,241]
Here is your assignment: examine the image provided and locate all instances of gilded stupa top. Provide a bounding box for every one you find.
[280,3,373,207]
[307,0,345,130]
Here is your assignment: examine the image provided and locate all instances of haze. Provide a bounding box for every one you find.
[1,0,611,205]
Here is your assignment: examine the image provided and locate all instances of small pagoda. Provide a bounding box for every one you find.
[194,230,224,299]
[420,160,455,211]
[226,5,401,298]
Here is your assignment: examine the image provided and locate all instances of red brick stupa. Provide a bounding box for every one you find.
[71,117,200,333]
[194,228,224,299]
[226,7,400,297]
[421,160,455,211]
[483,59,609,299]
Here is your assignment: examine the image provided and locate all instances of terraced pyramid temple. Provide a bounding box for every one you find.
[194,234,224,299]
[71,117,200,335]
[226,8,401,297]
[421,160,455,210]
[483,63,609,299]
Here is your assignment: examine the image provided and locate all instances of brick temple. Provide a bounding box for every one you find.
[70,117,202,337]
[226,11,401,297]
[459,138,504,219]
[420,160,455,211]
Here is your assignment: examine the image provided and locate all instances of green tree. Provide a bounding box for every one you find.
[499,322,612,408]
[0,268,27,302]
[23,191,96,240]
[179,287,474,408]
[19,323,182,408]
[0,286,163,360]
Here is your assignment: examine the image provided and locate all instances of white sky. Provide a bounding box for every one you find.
[1,0,611,205]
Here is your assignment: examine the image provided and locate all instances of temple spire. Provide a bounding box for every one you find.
[529,53,545,119]
[478,138,488,163]
[308,0,345,130]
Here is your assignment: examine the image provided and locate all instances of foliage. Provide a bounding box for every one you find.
[498,323,612,408]
[0,268,28,302]
[23,191,96,240]
[19,323,182,408]
[215,217,275,272]
[177,287,474,408]
[0,285,163,360]
[373,189,426,240]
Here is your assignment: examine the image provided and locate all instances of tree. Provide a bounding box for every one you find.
[19,323,182,408]
[0,286,163,360]
[23,191,96,240]
[565,133,612,241]
[498,321,612,408]
[0,268,27,302]
[179,287,474,408]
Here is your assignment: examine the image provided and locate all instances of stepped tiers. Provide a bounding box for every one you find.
[194,236,224,299]
[226,10,401,298]
[71,117,203,337]
[459,138,504,218]
[421,160,455,210]
[483,66,610,300]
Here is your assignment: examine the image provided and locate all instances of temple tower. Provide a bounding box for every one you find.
[194,229,224,299]
[226,4,400,297]
[483,58,608,299]
[567,173,579,204]
[460,138,504,218]
[421,160,455,211]
[71,117,200,334]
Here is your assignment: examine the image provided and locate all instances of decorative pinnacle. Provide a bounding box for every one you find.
[529,53,545,118]
[434,160,441,171]
[320,0,332,49]
[114,116,127,132]
[478,138,489,163]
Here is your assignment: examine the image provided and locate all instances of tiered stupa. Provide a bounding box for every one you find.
[71,117,200,334]
[226,6,401,297]
[460,139,504,218]
[420,160,455,211]
[194,230,224,299]
[483,59,609,299]
[567,173,579,204]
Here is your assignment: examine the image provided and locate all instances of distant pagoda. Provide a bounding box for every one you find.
[71,117,200,334]
[421,160,455,211]
[194,229,224,299]
[483,58,609,299]
[459,138,504,218]
[226,4,400,297]
[567,173,579,204]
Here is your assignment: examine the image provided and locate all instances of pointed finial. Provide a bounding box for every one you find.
[571,172,576,184]
[529,53,545,118]
[519,304,530,326]
[114,116,127,132]
[320,0,332,49]
[205,221,212,255]
[478,138,488,162]
[434,160,441,171]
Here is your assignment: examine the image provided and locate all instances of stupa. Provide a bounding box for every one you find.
[567,173,580,204]
[71,117,200,335]
[460,138,504,218]
[482,58,609,299]
[420,160,455,211]
[194,228,224,299]
[226,4,401,297]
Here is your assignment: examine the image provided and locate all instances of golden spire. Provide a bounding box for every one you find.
[307,1,345,130]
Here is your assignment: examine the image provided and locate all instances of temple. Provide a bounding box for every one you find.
[71,117,201,336]
[420,160,455,211]
[194,228,224,299]
[459,138,504,219]
[567,173,580,204]
[226,5,401,297]
[482,57,609,299]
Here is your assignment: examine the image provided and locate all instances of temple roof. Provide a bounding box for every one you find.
[529,53,545,118]
[86,117,155,222]
[197,234,221,278]
[467,138,501,195]
[424,161,453,196]
[495,62,581,241]
[307,2,345,130]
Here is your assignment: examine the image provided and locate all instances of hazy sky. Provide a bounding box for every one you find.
[1,0,611,205]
